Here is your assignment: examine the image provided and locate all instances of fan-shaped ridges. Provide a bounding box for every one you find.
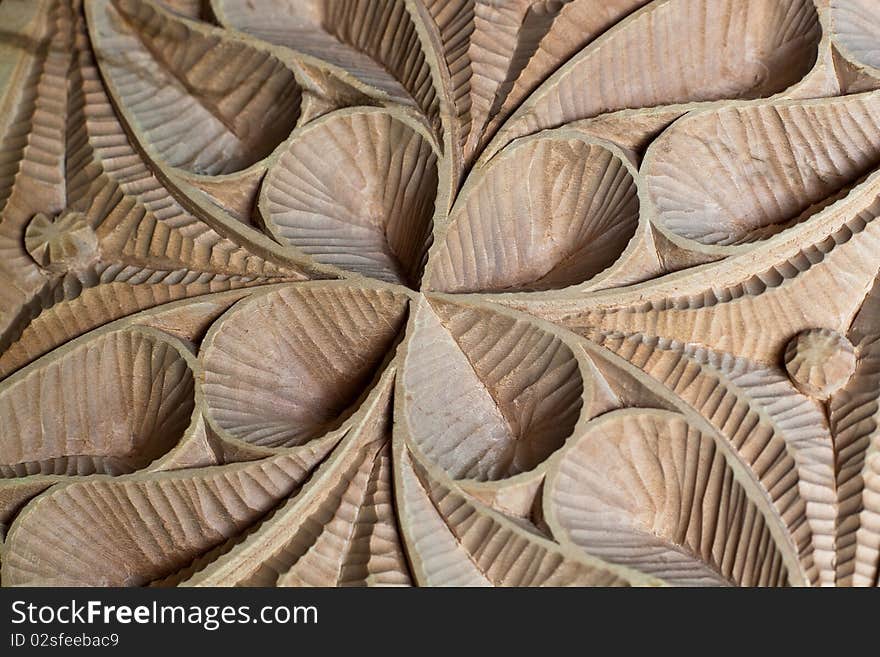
[86,0,302,175]
[0,480,53,540]
[393,445,489,586]
[212,0,424,112]
[545,410,790,586]
[486,0,651,145]
[464,0,547,161]
[260,109,437,286]
[0,0,72,351]
[0,277,273,380]
[0,0,70,218]
[830,0,880,72]
[276,442,410,587]
[66,9,305,282]
[1,443,336,586]
[322,0,439,131]
[488,0,820,159]
[425,135,639,293]
[644,93,880,246]
[0,328,195,477]
[419,1,651,162]
[202,284,407,448]
[184,372,411,586]
[419,0,475,158]
[589,333,834,585]
[400,298,584,481]
[829,276,880,586]
[544,189,880,365]
[394,446,638,586]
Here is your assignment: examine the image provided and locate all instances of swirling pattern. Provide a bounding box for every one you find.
[2,0,880,587]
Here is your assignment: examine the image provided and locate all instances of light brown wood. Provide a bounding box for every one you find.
[3,0,880,587]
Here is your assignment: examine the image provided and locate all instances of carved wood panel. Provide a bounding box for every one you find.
[1,0,879,586]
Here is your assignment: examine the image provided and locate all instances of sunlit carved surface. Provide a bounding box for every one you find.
[2,0,880,587]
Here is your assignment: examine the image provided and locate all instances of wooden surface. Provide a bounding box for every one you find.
[1,0,879,587]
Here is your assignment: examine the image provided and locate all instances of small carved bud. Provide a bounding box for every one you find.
[784,328,855,400]
[25,211,100,274]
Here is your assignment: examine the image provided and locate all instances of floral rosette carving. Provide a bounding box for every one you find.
[2,0,880,587]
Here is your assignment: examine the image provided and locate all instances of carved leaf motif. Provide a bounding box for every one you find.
[66,14,297,282]
[1,437,338,586]
[212,0,439,128]
[154,0,204,19]
[3,0,880,588]
[259,108,438,286]
[521,184,880,365]
[643,92,880,247]
[465,0,556,161]
[417,0,475,159]
[184,371,412,586]
[487,0,821,159]
[394,443,643,587]
[830,276,880,586]
[587,332,834,584]
[545,410,791,586]
[0,2,311,381]
[0,328,195,478]
[489,0,652,140]
[418,0,652,163]
[0,0,73,351]
[201,284,407,448]
[0,0,69,219]
[425,133,639,293]
[400,297,584,481]
[830,0,880,73]
[87,0,302,176]
[0,282,263,380]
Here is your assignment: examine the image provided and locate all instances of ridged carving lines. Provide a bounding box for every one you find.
[4,0,880,587]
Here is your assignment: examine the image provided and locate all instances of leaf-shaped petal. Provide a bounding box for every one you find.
[830,276,880,585]
[400,297,585,481]
[1,437,338,586]
[201,283,407,448]
[485,0,652,143]
[393,443,644,586]
[0,328,195,477]
[487,0,820,159]
[183,370,411,586]
[259,108,437,285]
[86,0,302,175]
[523,180,880,365]
[585,333,833,585]
[464,0,569,161]
[418,0,652,163]
[830,0,880,74]
[0,479,55,540]
[0,0,73,349]
[0,280,275,380]
[212,0,439,127]
[417,0,475,159]
[643,92,880,247]
[16,2,311,352]
[0,0,69,219]
[424,133,639,293]
[465,0,541,159]
[545,409,790,586]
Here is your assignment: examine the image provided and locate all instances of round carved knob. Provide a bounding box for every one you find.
[25,211,99,273]
[784,328,855,400]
